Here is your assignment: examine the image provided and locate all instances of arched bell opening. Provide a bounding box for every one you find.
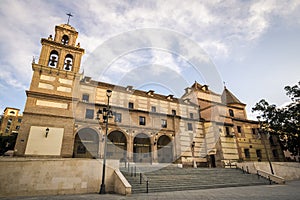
[61,35,69,45]
[63,54,73,71]
[48,50,59,68]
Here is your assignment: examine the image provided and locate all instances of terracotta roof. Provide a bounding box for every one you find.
[81,77,198,107]
[221,87,245,105]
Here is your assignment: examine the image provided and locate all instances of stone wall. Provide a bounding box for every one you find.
[237,162,300,181]
[0,158,121,197]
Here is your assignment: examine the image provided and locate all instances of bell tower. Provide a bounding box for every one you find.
[14,22,85,157]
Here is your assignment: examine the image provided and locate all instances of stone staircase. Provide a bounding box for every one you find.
[120,164,270,193]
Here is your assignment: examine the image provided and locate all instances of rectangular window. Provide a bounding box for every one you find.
[256,149,262,159]
[190,113,194,119]
[16,126,20,130]
[85,109,94,119]
[139,116,146,125]
[7,119,12,126]
[252,128,257,135]
[187,123,193,131]
[225,127,230,136]
[128,102,134,109]
[115,113,122,123]
[82,94,89,102]
[237,126,242,133]
[272,149,279,158]
[161,119,167,128]
[172,109,176,116]
[151,106,156,112]
[229,109,234,117]
[18,118,22,123]
[244,149,250,158]
[269,136,275,146]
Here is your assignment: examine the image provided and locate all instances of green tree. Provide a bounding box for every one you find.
[252,81,300,157]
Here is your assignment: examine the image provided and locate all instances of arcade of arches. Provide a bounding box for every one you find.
[73,129,174,163]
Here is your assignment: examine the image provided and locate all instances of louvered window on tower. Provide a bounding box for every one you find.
[64,54,73,71]
[48,50,59,68]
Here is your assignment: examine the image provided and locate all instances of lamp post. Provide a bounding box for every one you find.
[257,116,274,175]
[97,89,113,194]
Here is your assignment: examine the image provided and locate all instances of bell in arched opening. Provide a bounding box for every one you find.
[48,50,59,68]
[63,54,73,71]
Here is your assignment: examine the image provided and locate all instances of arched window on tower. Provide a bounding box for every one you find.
[48,50,59,68]
[63,54,73,71]
[61,35,69,45]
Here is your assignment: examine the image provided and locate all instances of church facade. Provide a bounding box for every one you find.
[14,23,284,167]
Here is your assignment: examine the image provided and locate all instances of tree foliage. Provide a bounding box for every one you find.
[252,81,300,156]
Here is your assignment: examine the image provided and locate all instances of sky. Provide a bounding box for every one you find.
[0,0,299,120]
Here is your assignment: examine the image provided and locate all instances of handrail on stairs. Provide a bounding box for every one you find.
[122,161,149,193]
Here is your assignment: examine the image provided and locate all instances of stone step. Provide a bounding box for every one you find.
[121,166,269,194]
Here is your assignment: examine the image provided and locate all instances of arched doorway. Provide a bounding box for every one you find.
[157,135,173,163]
[107,131,127,161]
[133,133,151,163]
[73,128,99,158]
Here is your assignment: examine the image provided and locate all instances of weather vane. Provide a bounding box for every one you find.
[66,12,73,25]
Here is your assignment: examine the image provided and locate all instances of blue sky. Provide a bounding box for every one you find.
[0,0,299,119]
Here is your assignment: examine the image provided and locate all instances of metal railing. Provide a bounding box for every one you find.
[122,161,149,193]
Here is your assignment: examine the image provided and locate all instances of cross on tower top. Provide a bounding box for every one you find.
[66,12,73,25]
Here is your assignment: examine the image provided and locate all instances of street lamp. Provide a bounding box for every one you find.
[97,89,113,194]
[257,116,274,175]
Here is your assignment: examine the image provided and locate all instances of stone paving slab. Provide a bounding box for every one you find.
[1,181,299,200]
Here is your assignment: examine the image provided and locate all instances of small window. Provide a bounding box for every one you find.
[16,126,20,130]
[7,119,12,126]
[151,106,156,112]
[128,102,134,109]
[9,111,15,114]
[256,149,262,159]
[272,149,279,158]
[244,149,250,158]
[61,35,69,45]
[229,109,234,117]
[252,128,257,135]
[82,94,89,102]
[139,116,146,125]
[115,113,122,123]
[190,113,194,119]
[187,123,193,131]
[225,127,230,136]
[237,126,242,133]
[161,119,167,128]
[18,118,22,123]
[172,109,176,116]
[269,136,275,146]
[85,109,94,119]
[5,128,9,133]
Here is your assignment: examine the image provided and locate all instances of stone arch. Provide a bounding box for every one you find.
[48,50,59,68]
[107,130,127,161]
[157,135,173,163]
[63,54,73,71]
[61,35,69,45]
[133,133,151,163]
[73,128,99,158]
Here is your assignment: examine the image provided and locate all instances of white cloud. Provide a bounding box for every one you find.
[0,0,300,110]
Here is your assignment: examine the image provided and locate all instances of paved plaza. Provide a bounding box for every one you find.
[1,180,299,200]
